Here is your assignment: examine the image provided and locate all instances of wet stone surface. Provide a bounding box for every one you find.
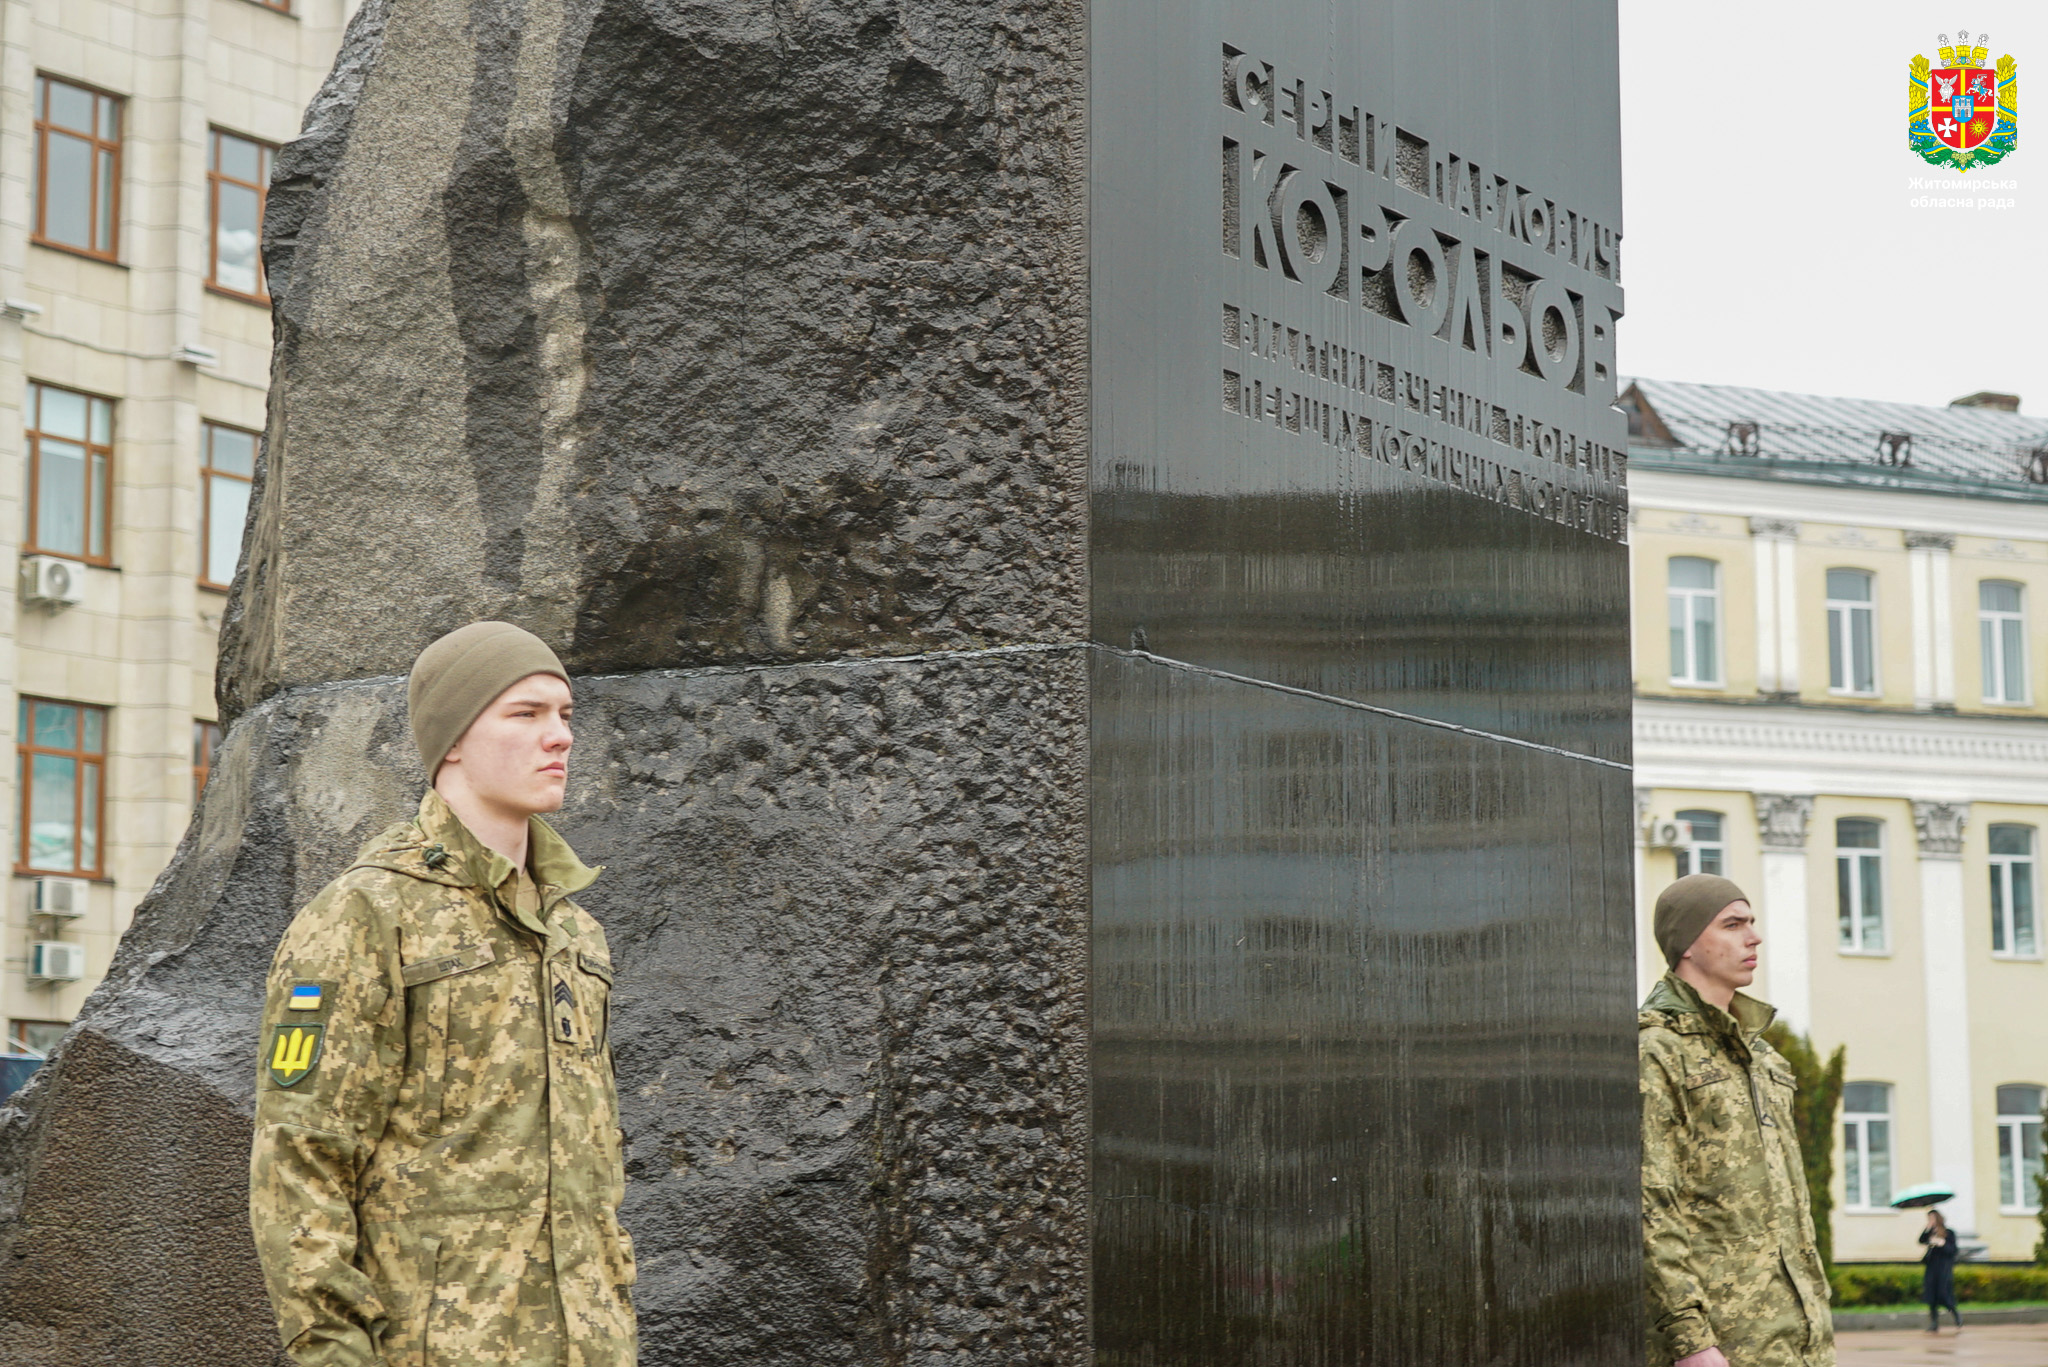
[228,0,1087,715]
[0,656,1090,1366]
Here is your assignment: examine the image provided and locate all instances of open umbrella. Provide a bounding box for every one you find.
[1889,1182,1955,1209]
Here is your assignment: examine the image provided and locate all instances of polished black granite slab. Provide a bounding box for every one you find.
[1090,0,1629,760]
[1088,0,1636,1361]
[1090,654,1638,1364]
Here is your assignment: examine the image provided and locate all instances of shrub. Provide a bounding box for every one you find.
[1830,1263,2048,1307]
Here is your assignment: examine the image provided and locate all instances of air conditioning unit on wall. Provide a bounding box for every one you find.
[28,941,85,983]
[31,877,88,918]
[1646,819,1694,850]
[19,555,85,610]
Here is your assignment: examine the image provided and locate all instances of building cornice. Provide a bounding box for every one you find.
[1633,697,2048,805]
[1629,450,2048,506]
[1630,469,2048,546]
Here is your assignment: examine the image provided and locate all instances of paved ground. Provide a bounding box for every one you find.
[1837,1324,2048,1367]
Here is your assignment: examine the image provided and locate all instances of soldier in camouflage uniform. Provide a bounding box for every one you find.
[250,622,635,1367]
[1640,873,1833,1367]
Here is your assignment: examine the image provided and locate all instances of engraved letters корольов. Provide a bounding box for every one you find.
[1220,44,1628,540]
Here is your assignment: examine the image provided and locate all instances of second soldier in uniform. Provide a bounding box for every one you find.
[1639,873,1834,1367]
[249,622,635,1367]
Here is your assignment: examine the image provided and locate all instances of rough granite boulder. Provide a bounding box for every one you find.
[0,0,1091,1363]
[229,0,1087,706]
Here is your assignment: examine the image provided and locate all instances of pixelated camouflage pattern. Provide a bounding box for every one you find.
[250,790,635,1367]
[1640,973,1833,1367]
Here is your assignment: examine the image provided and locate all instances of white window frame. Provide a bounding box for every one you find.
[1668,557,1723,687]
[1674,809,1726,878]
[1827,569,1879,697]
[1842,1083,1895,1211]
[1990,824,2040,960]
[1996,1086,2044,1215]
[1835,818,1887,955]
[1980,580,2030,706]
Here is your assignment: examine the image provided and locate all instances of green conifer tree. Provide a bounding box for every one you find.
[2036,1096,2047,1265]
[1762,1022,1847,1270]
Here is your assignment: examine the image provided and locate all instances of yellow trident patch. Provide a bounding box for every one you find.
[268,1023,325,1087]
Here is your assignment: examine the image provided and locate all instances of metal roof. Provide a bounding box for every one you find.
[1622,377,2048,495]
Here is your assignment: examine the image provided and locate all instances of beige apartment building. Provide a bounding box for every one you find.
[1627,377,2048,1261]
[0,0,353,1065]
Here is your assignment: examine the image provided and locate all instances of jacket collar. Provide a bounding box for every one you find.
[1643,971,1776,1049]
[352,790,600,905]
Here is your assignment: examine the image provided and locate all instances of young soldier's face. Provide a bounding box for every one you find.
[442,673,575,816]
[1681,900,1762,991]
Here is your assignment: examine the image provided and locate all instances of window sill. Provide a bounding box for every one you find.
[205,282,271,307]
[29,239,125,269]
[239,0,300,16]
[1999,1207,2045,1217]
[1836,948,1893,959]
[1827,689,1883,700]
[1842,1207,1903,1216]
[1667,679,1726,691]
[1990,953,2045,963]
[12,871,112,884]
[21,550,115,570]
[198,580,232,595]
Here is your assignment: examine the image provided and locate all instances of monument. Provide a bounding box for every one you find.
[0,1,1634,1363]
[1089,5,1634,1360]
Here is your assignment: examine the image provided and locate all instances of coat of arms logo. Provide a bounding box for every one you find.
[1910,31,2018,169]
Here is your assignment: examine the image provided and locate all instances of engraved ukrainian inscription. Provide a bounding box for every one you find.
[1216,43,1628,540]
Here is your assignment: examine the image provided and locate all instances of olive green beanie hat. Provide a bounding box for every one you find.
[1653,873,1749,968]
[407,622,570,777]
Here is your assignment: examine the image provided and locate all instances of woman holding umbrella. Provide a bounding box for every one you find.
[1918,1209,1962,1333]
[1891,1182,1961,1332]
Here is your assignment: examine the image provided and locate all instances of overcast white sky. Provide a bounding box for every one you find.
[1618,1,2043,412]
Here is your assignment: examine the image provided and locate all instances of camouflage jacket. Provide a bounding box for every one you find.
[1639,973,1832,1366]
[249,791,635,1367]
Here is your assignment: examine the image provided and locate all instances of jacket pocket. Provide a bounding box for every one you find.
[577,951,615,1058]
[403,945,497,1135]
[1761,1058,1799,1128]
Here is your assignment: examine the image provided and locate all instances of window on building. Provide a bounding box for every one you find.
[1836,818,1886,953]
[3,1020,63,1098]
[1990,824,2039,958]
[193,720,221,804]
[1980,580,2029,705]
[1998,1084,2045,1213]
[1843,1081,1895,1209]
[208,130,274,298]
[15,699,107,877]
[1827,569,1878,695]
[1675,809,1725,877]
[32,76,120,259]
[1668,557,1722,686]
[7,1021,66,1058]
[201,424,256,587]
[25,382,114,564]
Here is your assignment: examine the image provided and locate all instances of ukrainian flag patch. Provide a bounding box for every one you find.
[287,984,323,1011]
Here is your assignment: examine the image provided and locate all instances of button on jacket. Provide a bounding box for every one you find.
[1639,972,1833,1367]
[249,790,635,1367]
